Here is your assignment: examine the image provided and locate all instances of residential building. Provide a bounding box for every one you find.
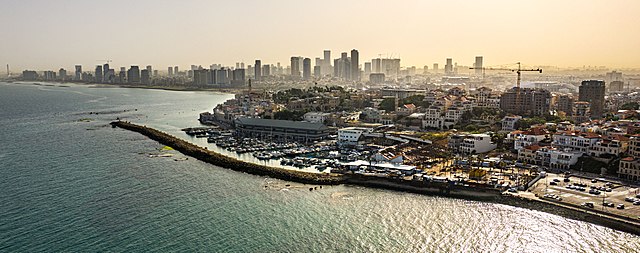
[127,66,140,83]
[303,112,331,124]
[350,49,359,81]
[555,94,574,116]
[74,65,82,80]
[449,133,496,154]
[619,157,640,181]
[502,116,522,131]
[303,58,311,80]
[579,80,605,118]
[552,131,602,154]
[291,57,301,78]
[512,127,548,150]
[518,145,582,170]
[589,135,629,158]
[572,101,591,123]
[254,60,261,81]
[499,87,551,116]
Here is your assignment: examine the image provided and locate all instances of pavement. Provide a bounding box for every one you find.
[527,173,640,220]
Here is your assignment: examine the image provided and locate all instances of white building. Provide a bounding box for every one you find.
[501,116,522,132]
[303,112,331,124]
[421,95,472,130]
[338,127,372,146]
[461,134,497,154]
[449,133,497,154]
[619,157,640,181]
[552,131,602,154]
[588,136,629,157]
[518,145,582,170]
[511,128,548,151]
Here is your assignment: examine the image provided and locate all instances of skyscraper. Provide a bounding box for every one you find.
[290,57,300,78]
[474,56,483,76]
[372,58,382,73]
[141,69,150,84]
[95,65,103,83]
[578,80,606,118]
[232,68,246,86]
[433,63,438,73]
[174,66,179,76]
[350,49,359,81]
[127,66,141,83]
[74,65,82,80]
[254,60,261,81]
[303,58,311,80]
[58,68,67,81]
[323,50,331,75]
[168,66,173,77]
[339,52,350,80]
[364,62,372,78]
[146,65,153,77]
[445,58,453,75]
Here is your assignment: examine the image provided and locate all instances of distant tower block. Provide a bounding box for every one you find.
[474,56,483,76]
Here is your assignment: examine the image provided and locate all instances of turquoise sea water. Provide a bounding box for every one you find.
[1,82,639,252]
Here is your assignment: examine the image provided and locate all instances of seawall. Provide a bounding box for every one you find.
[110,121,346,185]
[111,121,640,235]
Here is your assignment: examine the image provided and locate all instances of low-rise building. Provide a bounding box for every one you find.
[619,157,640,181]
[303,112,331,124]
[518,145,582,170]
[501,116,522,131]
[449,133,497,154]
[234,117,330,143]
[337,127,372,146]
[552,131,602,154]
[512,127,548,150]
[589,135,629,158]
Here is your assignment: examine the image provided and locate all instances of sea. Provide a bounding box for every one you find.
[0,81,639,252]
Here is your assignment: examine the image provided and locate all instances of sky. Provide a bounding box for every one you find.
[1,0,639,71]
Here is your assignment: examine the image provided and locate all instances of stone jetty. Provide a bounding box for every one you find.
[110,121,346,185]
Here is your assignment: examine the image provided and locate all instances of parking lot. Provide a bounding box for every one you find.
[530,173,640,220]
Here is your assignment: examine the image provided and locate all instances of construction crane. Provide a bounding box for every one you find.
[469,62,541,90]
[470,62,542,112]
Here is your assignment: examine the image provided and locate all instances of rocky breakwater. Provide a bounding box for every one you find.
[110,121,346,185]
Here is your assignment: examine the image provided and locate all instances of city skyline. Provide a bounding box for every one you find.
[2,0,640,70]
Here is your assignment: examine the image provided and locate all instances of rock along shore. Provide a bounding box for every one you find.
[111,121,640,235]
[110,121,346,185]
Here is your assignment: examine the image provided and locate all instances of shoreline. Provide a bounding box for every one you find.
[110,120,640,236]
[18,80,246,94]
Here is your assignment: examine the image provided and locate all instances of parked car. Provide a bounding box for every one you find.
[617,204,625,209]
[550,181,558,186]
[583,202,595,208]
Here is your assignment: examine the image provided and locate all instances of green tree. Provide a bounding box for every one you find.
[378,97,397,112]
[620,102,640,110]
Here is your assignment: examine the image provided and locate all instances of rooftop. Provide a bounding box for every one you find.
[235,117,328,131]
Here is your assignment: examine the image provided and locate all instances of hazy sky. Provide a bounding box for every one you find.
[1,0,639,71]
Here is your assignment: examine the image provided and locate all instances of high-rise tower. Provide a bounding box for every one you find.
[579,80,606,118]
[350,49,359,81]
